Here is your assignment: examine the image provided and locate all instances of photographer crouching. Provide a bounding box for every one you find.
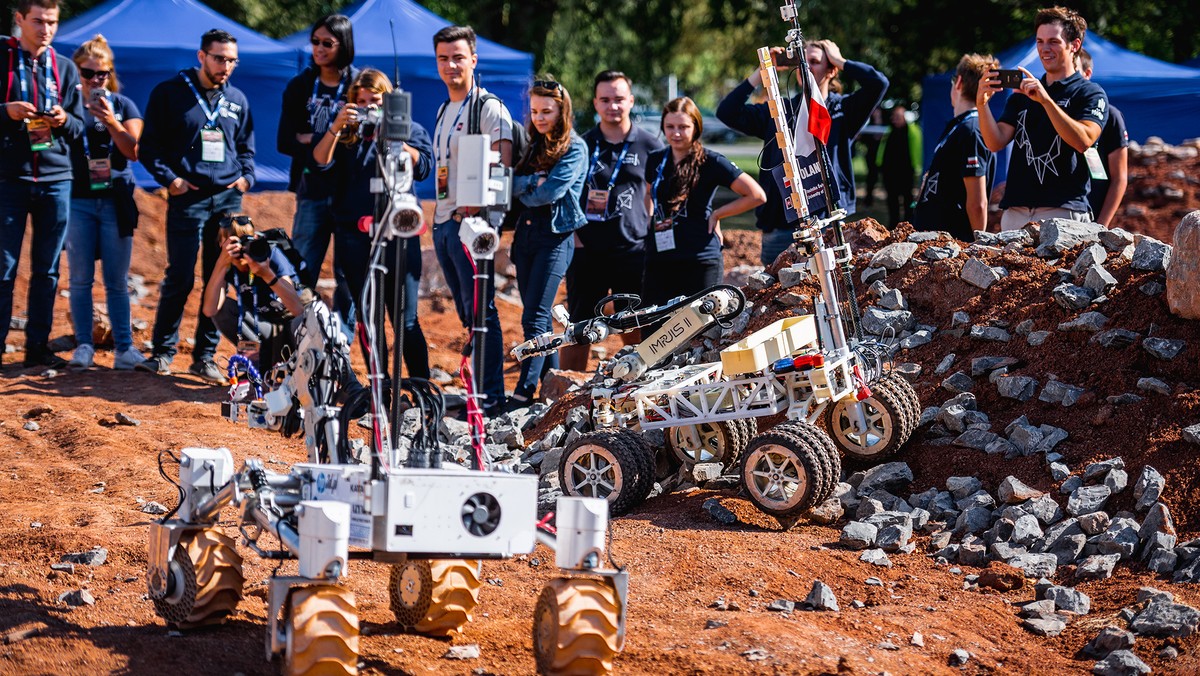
[202,214,308,373]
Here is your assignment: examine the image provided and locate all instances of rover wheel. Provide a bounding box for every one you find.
[739,426,825,518]
[665,421,746,468]
[773,421,840,505]
[283,585,359,676]
[152,527,244,628]
[533,578,622,676]
[389,558,482,637]
[879,373,920,430]
[558,431,654,517]
[824,383,912,467]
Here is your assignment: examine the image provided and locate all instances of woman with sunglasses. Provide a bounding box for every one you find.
[65,34,146,370]
[643,97,765,306]
[313,69,434,379]
[507,77,588,406]
[278,14,358,323]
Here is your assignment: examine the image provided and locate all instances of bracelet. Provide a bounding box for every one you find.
[267,275,281,287]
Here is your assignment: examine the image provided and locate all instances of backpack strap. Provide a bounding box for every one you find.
[469,91,500,136]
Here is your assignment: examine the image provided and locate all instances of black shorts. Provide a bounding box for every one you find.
[565,247,646,320]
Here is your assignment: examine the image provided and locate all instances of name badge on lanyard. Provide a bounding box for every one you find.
[653,216,676,252]
[201,128,226,163]
[585,188,610,220]
[1083,147,1108,181]
[27,117,52,151]
[437,165,450,200]
[88,158,112,190]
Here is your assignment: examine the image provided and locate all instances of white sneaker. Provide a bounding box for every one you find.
[113,347,148,370]
[69,344,95,370]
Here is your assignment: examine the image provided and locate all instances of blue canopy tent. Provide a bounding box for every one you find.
[57,0,298,189]
[284,0,535,197]
[920,32,1200,182]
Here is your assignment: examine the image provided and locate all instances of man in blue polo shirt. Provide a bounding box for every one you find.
[137,29,255,383]
[978,6,1108,232]
[912,54,996,241]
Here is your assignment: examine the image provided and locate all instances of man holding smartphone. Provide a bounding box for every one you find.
[0,0,84,369]
[977,6,1108,231]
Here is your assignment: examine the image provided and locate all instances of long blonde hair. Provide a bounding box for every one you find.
[72,34,120,93]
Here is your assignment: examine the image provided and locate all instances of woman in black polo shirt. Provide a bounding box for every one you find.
[644,97,765,305]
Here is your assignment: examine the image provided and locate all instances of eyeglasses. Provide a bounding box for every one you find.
[205,52,240,66]
[533,80,562,92]
[80,67,111,80]
[310,37,338,49]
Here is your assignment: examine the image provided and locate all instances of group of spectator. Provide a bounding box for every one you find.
[0,0,1131,413]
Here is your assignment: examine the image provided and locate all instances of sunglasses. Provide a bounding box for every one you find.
[204,52,240,66]
[310,37,338,49]
[80,67,111,80]
[533,80,562,92]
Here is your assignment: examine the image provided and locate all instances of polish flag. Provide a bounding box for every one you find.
[794,68,831,157]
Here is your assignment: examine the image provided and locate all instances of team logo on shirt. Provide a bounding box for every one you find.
[965,156,980,169]
[1085,98,1106,121]
[920,172,939,200]
[1014,110,1061,183]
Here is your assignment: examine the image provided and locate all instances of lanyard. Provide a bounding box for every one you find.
[81,98,110,158]
[180,71,225,128]
[434,85,474,163]
[587,138,632,193]
[309,70,347,130]
[232,270,260,335]
[650,152,671,220]
[13,45,57,110]
[931,110,978,159]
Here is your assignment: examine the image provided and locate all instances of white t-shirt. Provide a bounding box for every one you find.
[433,86,514,223]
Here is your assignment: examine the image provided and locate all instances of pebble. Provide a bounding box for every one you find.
[949,648,971,666]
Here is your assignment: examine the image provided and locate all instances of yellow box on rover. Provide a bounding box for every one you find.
[720,315,818,376]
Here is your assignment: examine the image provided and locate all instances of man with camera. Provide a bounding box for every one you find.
[202,215,305,373]
[0,0,85,369]
[138,29,255,383]
[978,6,1108,231]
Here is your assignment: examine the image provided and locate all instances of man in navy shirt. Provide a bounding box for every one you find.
[561,70,663,371]
[1077,48,1128,227]
[978,6,1108,231]
[718,40,887,266]
[138,29,255,383]
[0,0,84,368]
[912,54,996,241]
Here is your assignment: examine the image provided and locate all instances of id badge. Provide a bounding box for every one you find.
[437,165,449,200]
[27,117,52,152]
[653,217,676,252]
[200,128,226,163]
[585,188,610,221]
[1083,147,1108,181]
[237,339,261,355]
[87,157,113,191]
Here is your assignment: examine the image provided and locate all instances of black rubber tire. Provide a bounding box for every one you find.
[739,426,826,518]
[775,421,840,505]
[558,430,655,517]
[665,421,744,468]
[879,373,921,431]
[824,383,913,468]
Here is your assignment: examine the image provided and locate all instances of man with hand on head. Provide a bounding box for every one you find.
[561,70,662,372]
[977,6,1108,231]
[138,29,255,384]
[0,0,84,369]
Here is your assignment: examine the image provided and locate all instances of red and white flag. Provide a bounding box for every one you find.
[794,68,831,157]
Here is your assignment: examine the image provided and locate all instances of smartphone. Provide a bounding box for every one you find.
[992,69,1024,88]
[775,49,803,69]
[90,88,107,103]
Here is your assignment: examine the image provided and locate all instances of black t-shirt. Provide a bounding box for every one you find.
[1088,104,1129,216]
[69,92,140,198]
[999,72,1108,212]
[912,110,994,241]
[646,147,742,261]
[224,248,301,323]
[578,125,664,252]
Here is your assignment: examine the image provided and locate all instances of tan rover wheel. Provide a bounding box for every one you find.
[533,578,622,676]
[152,527,244,628]
[284,585,359,676]
[389,558,482,637]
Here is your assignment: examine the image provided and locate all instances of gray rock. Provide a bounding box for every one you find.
[1061,475,1084,495]
[766,598,795,613]
[1076,554,1121,581]
[747,271,776,290]
[958,542,989,567]
[1028,494,1065,526]
[1069,485,1112,516]
[1037,425,1070,452]
[1131,235,1172,271]
[1050,462,1071,481]
[1037,219,1105,257]
[840,521,878,550]
[900,330,932,350]
[1053,283,1096,310]
[941,371,975,393]
[702,498,739,525]
[442,644,481,660]
[1040,380,1087,406]
[778,267,809,289]
[1045,585,1091,615]
[140,501,168,515]
[998,476,1042,504]
[871,242,919,270]
[1011,514,1045,547]
[803,580,839,611]
[1160,645,1179,661]
[876,522,914,553]
[1099,227,1136,251]
[942,392,979,411]
[1130,601,1200,637]
[1092,650,1150,676]
[1058,311,1109,333]
[1138,502,1176,542]
[960,258,1001,289]
[1104,469,1129,494]
[1107,393,1144,406]
[1084,626,1136,658]
[934,354,957,376]
[1147,549,1177,575]
[1137,587,1175,605]
[957,490,996,512]
[908,230,946,243]
[997,375,1038,401]
[970,325,1011,342]
[925,244,961,261]
[860,548,892,567]
[951,311,972,328]
[1184,424,1200,445]
[955,507,993,536]
[949,648,971,667]
[1134,466,1166,511]
[1027,330,1051,346]
[1079,512,1112,535]
[57,589,96,607]
[1009,553,1058,578]
[1083,264,1119,295]
[1143,337,1185,360]
[971,356,1019,377]
[61,548,108,567]
[1024,616,1067,637]
[1084,458,1125,483]
[1140,279,1166,296]
[879,288,907,311]
[692,463,723,483]
[862,307,916,336]
[1091,329,1140,349]
[1007,424,1044,455]
[1132,379,1171,393]
[861,266,886,284]
[946,476,983,500]
[954,429,999,451]
[1072,243,1109,277]
[857,462,913,496]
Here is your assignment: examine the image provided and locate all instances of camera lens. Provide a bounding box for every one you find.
[245,236,272,263]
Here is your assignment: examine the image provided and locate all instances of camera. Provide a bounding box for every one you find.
[240,233,272,263]
[992,69,1024,89]
[357,104,383,133]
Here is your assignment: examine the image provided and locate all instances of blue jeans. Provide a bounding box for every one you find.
[761,228,794,268]
[67,198,134,352]
[292,196,356,330]
[0,179,71,347]
[432,219,505,411]
[511,218,573,399]
[150,188,242,363]
[334,226,429,379]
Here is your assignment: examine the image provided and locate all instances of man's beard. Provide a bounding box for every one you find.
[204,66,227,86]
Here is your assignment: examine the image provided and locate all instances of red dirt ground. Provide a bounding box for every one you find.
[1,149,1198,675]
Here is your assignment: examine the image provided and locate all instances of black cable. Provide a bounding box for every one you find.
[157,450,184,524]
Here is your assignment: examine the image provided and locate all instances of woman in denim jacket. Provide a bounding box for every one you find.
[509,77,588,405]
